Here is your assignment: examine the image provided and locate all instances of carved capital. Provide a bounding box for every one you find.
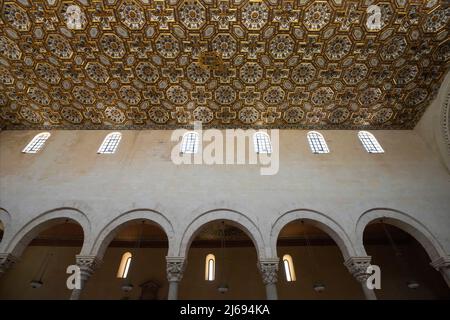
[75,255,102,281]
[0,253,19,275]
[344,256,372,283]
[430,256,450,271]
[166,257,186,282]
[258,258,279,285]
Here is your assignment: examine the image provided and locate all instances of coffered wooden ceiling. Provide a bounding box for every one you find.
[0,0,449,130]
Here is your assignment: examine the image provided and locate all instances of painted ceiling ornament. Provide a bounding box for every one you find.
[262,107,282,124]
[311,87,334,106]
[239,106,259,124]
[380,36,407,61]
[28,87,50,106]
[167,85,188,105]
[61,106,83,124]
[118,0,145,30]
[136,62,159,84]
[149,0,175,30]
[193,106,214,123]
[359,88,382,106]
[216,107,237,124]
[179,0,206,29]
[303,1,332,31]
[405,88,428,107]
[263,86,285,105]
[423,6,449,32]
[91,1,116,30]
[20,106,42,124]
[187,62,210,84]
[162,64,184,83]
[99,34,126,59]
[242,1,269,30]
[105,106,126,124]
[191,86,212,104]
[63,4,87,30]
[343,64,368,85]
[0,36,22,60]
[156,34,180,59]
[283,106,305,124]
[215,85,236,105]
[73,86,95,105]
[212,34,237,59]
[211,1,237,30]
[328,107,350,124]
[273,1,299,30]
[325,35,352,61]
[0,66,14,85]
[373,107,394,124]
[291,63,316,85]
[119,86,141,105]
[85,62,110,83]
[240,62,263,84]
[269,34,294,59]
[395,65,419,86]
[3,2,31,31]
[148,106,170,124]
[241,34,265,59]
[46,34,73,59]
[171,107,192,124]
[35,62,61,85]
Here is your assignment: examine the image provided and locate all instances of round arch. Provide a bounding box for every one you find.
[356,208,447,261]
[3,207,90,257]
[90,209,175,259]
[270,209,357,260]
[0,208,10,246]
[178,209,266,259]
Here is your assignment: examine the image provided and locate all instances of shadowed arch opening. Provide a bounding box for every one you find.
[0,221,4,244]
[276,220,363,299]
[363,220,450,299]
[87,216,170,300]
[180,220,266,300]
[0,218,84,299]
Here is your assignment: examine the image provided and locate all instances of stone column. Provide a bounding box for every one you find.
[166,257,186,300]
[258,258,279,300]
[344,256,377,300]
[69,255,102,300]
[430,256,450,287]
[0,253,19,278]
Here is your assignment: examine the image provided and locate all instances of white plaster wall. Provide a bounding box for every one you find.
[0,129,449,262]
[416,70,450,173]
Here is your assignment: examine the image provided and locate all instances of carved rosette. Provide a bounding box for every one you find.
[166,257,186,282]
[258,259,279,285]
[0,253,19,275]
[344,256,372,283]
[75,255,102,282]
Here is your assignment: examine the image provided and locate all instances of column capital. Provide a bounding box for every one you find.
[258,258,279,285]
[166,256,186,282]
[430,255,450,271]
[75,255,102,280]
[0,253,20,275]
[344,256,372,283]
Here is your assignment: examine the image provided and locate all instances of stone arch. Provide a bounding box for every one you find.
[90,209,175,259]
[356,208,447,261]
[3,207,90,257]
[178,209,267,259]
[270,209,357,260]
[0,207,11,245]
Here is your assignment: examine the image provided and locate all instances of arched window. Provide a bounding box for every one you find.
[22,132,51,153]
[97,132,122,154]
[181,131,199,154]
[307,131,329,154]
[205,254,215,281]
[283,254,296,282]
[117,252,132,279]
[254,132,272,154]
[358,131,384,153]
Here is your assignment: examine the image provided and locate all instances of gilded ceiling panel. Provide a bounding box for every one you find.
[0,0,449,130]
